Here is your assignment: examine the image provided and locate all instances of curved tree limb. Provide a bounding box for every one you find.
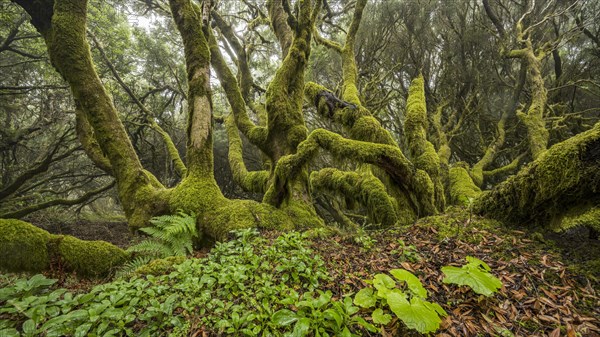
[88,31,186,177]
[310,168,397,226]
[264,128,436,216]
[225,116,269,193]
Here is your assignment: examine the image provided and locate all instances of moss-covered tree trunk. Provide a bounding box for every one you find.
[14,0,303,243]
[475,123,600,228]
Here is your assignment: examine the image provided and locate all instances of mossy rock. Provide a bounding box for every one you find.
[58,236,128,277]
[0,219,52,273]
[134,256,187,276]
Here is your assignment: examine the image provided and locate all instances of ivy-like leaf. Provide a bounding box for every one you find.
[442,256,502,297]
[389,269,427,298]
[387,297,444,334]
[372,308,391,325]
[271,309,298,326]
[373,274,395,297]
[353,288,376,308]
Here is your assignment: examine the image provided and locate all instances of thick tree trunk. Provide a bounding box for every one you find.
[475,123,600,227]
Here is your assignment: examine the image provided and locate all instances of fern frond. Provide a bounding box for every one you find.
[130,210,198,259]
[117,256,153,278]
[127,240,174,257]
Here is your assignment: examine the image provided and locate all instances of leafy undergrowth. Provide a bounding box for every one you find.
[309,208,600,336]
[1,209,599,336]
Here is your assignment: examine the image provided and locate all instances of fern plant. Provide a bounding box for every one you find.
[119,211,197,276]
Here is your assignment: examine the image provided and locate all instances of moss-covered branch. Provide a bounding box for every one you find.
[448,163,481,206]
[75,107,113,175]
[507,26,549,160]
[0,219,127,277]
[310,168,397,226]
[264,128,436,216]
[267,0,293,57]
[225,116,269,193]
[16,0,164,229]
[475,123,600,225]
[89,31,186,177]
[208,27,268,150]
[482,153,526,180]
[431,102,451,167]
[211,11,254,100]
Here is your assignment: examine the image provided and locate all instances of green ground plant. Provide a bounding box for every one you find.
[119,211,197,275]
[441,256,503,297]
[0,230,359,336]
[353,269,447,334]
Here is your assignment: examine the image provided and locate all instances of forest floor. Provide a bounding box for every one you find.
[20,208,600,337]
[306,208,600,336]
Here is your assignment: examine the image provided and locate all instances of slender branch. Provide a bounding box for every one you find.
[1,181,116,219]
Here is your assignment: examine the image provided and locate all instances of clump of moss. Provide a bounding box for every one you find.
[134,256,187,276]
[448,164,481,206]
[58,236,128,277]
[0,219,127,277]
[0,219,52,273]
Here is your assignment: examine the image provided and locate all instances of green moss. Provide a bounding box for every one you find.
[0,219,127,277]
[404,75,445,210]
[0,219,51,273]
[552,204,600,233]
[58,236,128,277]
[224,116,269,193]
[310,168,397,226]
[134,256,186,276]
[206,200,295,240]
[448,164,481,206]
[476,123,600,225]
[280,199,325,229]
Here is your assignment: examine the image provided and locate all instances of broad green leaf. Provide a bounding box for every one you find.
[466,256,491,271]
[389,269,427,298]
[353,288,376,308]
[388,297,443,334]
[441,265,502,297]
[28,274,57,290]
[22,319,35,335]
[292,317,311,337]
[272,309,298,326]
[373,274,395,297]
[0,328,19,337]
[74,322,92,337]
[324,308,342,329]
[371,308,391,325]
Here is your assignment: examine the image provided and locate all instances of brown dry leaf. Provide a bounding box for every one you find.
[539,297,558,308]
[542,288,559,301]
[538,315,560,324]
[566,324,577,337]
[549,327,561,337]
